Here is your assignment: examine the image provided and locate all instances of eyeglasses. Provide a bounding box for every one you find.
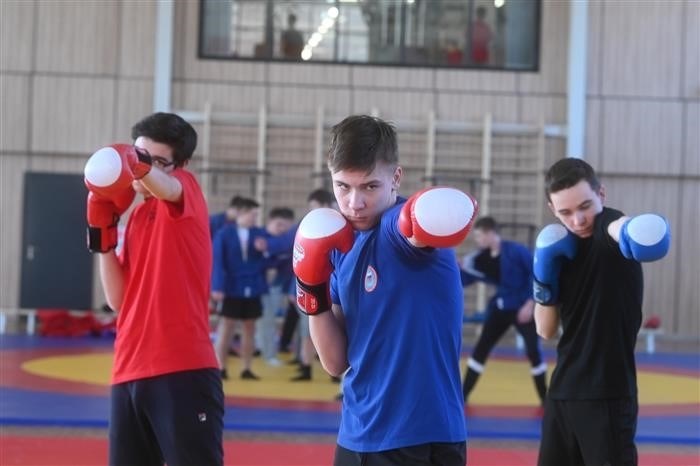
[151,156,176,169]
[133,146,176,170]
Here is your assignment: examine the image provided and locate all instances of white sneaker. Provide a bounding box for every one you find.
[266,357,283,367]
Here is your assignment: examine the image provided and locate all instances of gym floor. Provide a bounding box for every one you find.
[1,333,698,465]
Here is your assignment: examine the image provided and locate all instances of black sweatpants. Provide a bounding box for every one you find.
[471,307,543,368]
[334,441,466,466]
[538,397,638,466]
[109,368,224,466]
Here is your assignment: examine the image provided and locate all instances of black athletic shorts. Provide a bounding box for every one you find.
[334,441,466,466]
[109,368,224,466]
[538,397,638,466]
[220,296,262,320]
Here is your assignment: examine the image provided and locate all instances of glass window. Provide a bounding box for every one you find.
[199,0,540,71]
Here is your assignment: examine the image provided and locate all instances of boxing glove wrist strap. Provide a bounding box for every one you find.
[295,279,331,316]
[533,278,556,306]
[87,225,118,253]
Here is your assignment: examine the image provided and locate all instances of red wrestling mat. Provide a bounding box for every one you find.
[1,435,697,466]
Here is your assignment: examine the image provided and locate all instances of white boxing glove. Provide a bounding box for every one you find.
[398,187,478,248]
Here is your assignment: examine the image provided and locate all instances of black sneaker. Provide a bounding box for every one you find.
[220,369,229,380]
[291,365,311,381]
[330,375,341,384]
[240,369,260,380]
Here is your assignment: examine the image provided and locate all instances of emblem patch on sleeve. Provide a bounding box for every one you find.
[364,265,378,292]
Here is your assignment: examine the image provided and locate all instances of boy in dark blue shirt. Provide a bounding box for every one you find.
[460,216,547,405]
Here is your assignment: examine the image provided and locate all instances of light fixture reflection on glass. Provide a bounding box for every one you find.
[328,7,339,18]
[301,47,312,61]
[494,0,505,8]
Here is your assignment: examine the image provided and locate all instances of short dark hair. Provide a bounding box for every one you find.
[474,216,499,233]
[236,197,260,211]
[327,115,398,174]
[269,207,295,220]
[307,188,335,206]
[131,112,197,168]
[545,158,601,201]
[229,195,245,208]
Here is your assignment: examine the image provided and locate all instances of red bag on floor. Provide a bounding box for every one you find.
[37,309,115,337]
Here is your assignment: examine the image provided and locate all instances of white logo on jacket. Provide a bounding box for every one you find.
[364,265,378,292]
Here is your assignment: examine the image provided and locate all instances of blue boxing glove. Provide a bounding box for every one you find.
[533,224,578,305]
[619,213,670,262]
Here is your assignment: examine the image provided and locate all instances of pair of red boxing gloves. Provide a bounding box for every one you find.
[84,144,153,253]
[293,187,479,315]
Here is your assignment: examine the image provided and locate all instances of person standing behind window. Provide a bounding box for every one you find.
[470,6,492,65]
[280,13,304,60]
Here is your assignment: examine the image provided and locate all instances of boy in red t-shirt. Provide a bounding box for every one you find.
[85,112,223,465]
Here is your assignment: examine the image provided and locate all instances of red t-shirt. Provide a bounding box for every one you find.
[112,169,218,384]
[471,20,492,64]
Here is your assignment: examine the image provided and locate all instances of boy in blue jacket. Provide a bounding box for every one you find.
[460,216,547,404]
[211,197,269,380]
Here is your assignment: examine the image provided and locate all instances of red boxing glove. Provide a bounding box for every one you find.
[86,189,134,253]
[293,208,354,315]
[84,144,152,198]
[399,187,478,248]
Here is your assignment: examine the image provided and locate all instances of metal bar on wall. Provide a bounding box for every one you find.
[479,113,492,216]
[535,117,546,227]
[424,110,436,187]
[313,106,325,188]
[201,102,213,200]
[256,105,268,218]
[475,113,494,314]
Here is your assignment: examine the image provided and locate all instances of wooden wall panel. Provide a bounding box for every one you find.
[684,102,700,175]
[0,155,28,309]
[119,1,157,79]
[519,96,567,124]
[436,93,519,122]
[675,181,700,335]
[603,177,682,332]
[0,75,30,152]
[29,153,88,174]
[435,69,517,93]
[601,1,683,98]
[31,76,116,153]
[600,100,683,174]
[586,0,603,96]
[34,1,119,74]
[683,1,700,98]
[0,0,34,72]
[268,86,351,116]
[519,0,568,95]
[584,98,603,169]
[269,63,351,87]
[351,66,434,90]
[115,79,153,142]
[172,82,266,114]
[352,90,433,120]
